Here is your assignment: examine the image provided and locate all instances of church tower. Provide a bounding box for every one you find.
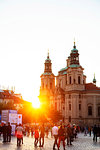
[39,51,55,103]
[65,41,86,91]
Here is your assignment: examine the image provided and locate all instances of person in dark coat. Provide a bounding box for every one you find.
[7,122,12,142]
[66,124,73,145]
[2,123,7,143]
[93,124,98,142]
[39,124,45,147]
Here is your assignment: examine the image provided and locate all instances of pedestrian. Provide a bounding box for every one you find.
[58,124,66,150]
[34,126,39,147]
[88,126,92,137]
[2,122,7,143]
[93,124,98,142]
[39,124,45,147]
[16,124,23,146]
[66,124,73,146]
[52,123,58,150]
[31,126,34,137]
[7,122,12,142]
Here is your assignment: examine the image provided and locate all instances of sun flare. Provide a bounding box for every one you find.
[32,97,41,108]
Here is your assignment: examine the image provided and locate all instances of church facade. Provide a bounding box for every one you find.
[39,42,100,126]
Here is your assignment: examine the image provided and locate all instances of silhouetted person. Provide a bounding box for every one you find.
[66,124,73,145]
[93,124,98,142]
[7,122,12,142]
[39,124,45,147]
[2,123,7,143]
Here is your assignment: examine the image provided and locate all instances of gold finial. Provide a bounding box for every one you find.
[73,38,76,49]
[47,49,49,58]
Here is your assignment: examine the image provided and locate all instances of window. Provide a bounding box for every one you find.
[69,104,71,110]
[98,107,100,116]
[79,104,81,110]
[69,76,71,84]
[69,116,71,122]
[50,83,52,89]
[69,95,71,99]
[74,79,75,84]
[79,94,81,99]
[83,80,84,84]
[78,76,81,84]
[88,106,92,116]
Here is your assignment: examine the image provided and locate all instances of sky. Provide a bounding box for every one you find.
[0,0,100,102]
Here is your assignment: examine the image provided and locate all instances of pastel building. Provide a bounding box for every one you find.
[39,42,100,126]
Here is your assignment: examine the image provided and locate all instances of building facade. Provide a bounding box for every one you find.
[39,43,100,126]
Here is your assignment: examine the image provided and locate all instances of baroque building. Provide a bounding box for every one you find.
[39,42,100,126]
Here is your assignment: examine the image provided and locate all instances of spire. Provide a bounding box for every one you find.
[47,49,49,59]
[93,73,96,84]
[73,38,76,49]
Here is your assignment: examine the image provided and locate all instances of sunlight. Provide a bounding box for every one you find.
[32,97,41,109]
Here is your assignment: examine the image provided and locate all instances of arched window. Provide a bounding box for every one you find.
[78,76,81,84]
[79,104,81,110]
[69,76,71,84]
[98,107,100,116]
[69,104,71,110]
[88,106,92,116]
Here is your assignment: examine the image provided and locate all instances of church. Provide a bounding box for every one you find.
[39,42,100,126]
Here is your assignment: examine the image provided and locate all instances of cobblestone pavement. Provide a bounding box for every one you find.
[0,133,100,150]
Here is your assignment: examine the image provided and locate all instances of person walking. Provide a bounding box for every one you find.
[39,124,45,147]
[58,124,66,150]
[16,124,23,146]
[2,122,7,143]
[7,122,12,142]
[52,123,58,150]
[66,124,73,146]
[34,126,39,147]
[93,124,98,142]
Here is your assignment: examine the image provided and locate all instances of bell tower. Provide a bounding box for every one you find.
[39,51,55,103]
[44,51,52,73]
[65,42,86,91]
[70,41,79,65]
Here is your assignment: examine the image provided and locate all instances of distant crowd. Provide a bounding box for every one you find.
[0,122,100,150]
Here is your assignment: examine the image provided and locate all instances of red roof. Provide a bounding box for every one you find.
[85,83,100,91]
